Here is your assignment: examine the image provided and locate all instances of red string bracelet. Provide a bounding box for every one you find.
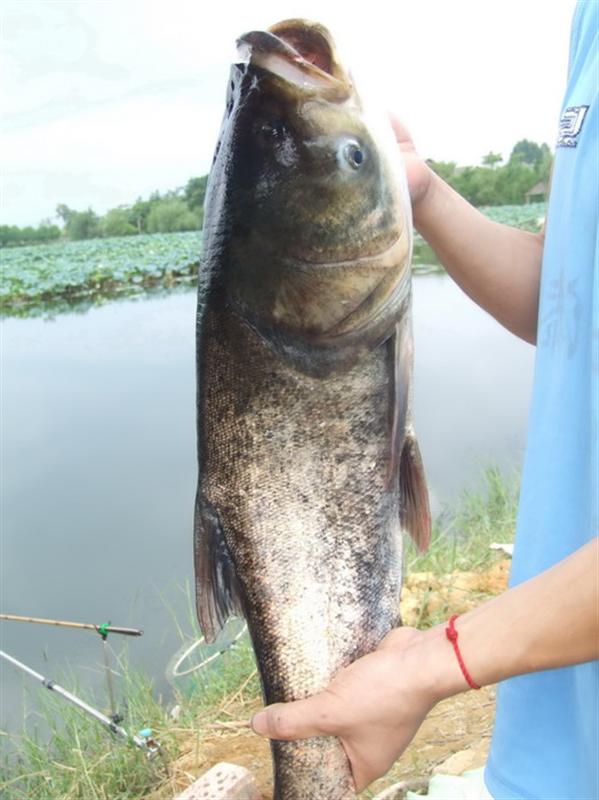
[445,615,481,690]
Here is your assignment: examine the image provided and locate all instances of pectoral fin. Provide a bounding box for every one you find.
[194,494,245,643]
[388,315,431,552]
[399,432,431,552]
[388,316,411,482]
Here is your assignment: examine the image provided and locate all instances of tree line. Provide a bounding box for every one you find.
[428,139,552,207]
[0,176,208,248]
[1,140,551,248]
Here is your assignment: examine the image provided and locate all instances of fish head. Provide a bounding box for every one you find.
[205,19,412,375]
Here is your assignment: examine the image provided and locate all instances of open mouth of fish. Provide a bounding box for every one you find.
[238,23,409,275]
[234,20,411,343]
[236,19,352,98]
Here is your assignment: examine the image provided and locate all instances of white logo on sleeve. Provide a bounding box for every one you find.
[557,105,589,148]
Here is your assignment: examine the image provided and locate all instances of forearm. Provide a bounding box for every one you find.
[250,539,598,792]
[413,169,544,344]
[422,537,599,700]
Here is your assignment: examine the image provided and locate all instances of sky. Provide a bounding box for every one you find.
[1,0,575,227]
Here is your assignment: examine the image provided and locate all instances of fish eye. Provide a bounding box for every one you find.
[342,140,366,169]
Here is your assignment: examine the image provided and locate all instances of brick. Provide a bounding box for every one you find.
[176,762,261,800]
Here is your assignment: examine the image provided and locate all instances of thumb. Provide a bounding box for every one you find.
[251,694,334,741]
[388,112,411,144]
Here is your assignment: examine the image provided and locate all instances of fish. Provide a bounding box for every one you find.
[194,19,431,800]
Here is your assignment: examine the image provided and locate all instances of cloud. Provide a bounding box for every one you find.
[1,88,223,223]
[1,0,572,225]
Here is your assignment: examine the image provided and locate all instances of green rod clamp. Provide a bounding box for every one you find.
[97,621,111,640]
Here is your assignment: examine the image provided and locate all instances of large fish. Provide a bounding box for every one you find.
[194,19,430,800]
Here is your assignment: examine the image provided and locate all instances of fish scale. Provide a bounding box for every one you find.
[199,305,402,798]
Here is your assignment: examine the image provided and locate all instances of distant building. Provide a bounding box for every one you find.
[525,180,549,203]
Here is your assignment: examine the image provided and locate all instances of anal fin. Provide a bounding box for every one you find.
[194,494,245,643]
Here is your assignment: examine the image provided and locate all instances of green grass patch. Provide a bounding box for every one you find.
[0,638,261,800]
[1,658,174,800]
[406,466,518,576]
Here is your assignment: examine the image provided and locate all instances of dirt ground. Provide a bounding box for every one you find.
[149,559,510,800]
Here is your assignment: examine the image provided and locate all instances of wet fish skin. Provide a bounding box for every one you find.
[194,19,430,800]
[198,304,405,798]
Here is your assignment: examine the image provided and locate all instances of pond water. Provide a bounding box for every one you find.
[0,275,535,737]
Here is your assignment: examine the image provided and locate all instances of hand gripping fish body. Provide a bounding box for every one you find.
[194,19,431,800]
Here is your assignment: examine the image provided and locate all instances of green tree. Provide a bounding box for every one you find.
[146,197,201,233]
[482,151,503,169]
[0,222,61,247]
[184,176,209,212]
[493,162,539,204]
[56,204,100,240]
[429,140,553,206]
[535,143,553,183]
[68,209,100,240]
[131,197,152,234]
[34,223,61,243]
[0,225,23,246]
[101,207,136,238]
[56,204,73,226]
[428,160,458,182]
[452,166,500,206]
[509,139,544,167]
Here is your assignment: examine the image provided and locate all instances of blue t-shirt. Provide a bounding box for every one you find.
[485,2,598,799]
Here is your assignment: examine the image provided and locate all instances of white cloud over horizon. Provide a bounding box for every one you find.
[1,0,574,226]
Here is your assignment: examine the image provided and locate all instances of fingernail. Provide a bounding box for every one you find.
[251,711,267,736]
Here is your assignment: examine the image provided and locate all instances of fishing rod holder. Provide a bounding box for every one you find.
[137,727,163,759]
[94,621,144,638]
[1,648,163,763]
[0,614,159,764]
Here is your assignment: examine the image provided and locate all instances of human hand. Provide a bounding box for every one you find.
[251,626,458,792]
[389,114,435,210]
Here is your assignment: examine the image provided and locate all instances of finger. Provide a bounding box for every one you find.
[251,694,336,741]
[388,112,411,144]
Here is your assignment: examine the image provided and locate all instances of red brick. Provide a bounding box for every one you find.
[176,762,261,800]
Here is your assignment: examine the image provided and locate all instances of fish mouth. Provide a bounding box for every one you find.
[236,19,352,99]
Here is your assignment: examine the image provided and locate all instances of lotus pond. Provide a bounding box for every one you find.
[0,203,546,317]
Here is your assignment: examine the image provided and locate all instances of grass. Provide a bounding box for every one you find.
[401,466,519,630]
[1,656,175,800]
[407,465,518,575]
[0,467,518,799]
[0,619,261,799]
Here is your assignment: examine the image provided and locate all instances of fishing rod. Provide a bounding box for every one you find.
[1,613,143,724]
[0,649,161,758]
[0,614,143,637]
